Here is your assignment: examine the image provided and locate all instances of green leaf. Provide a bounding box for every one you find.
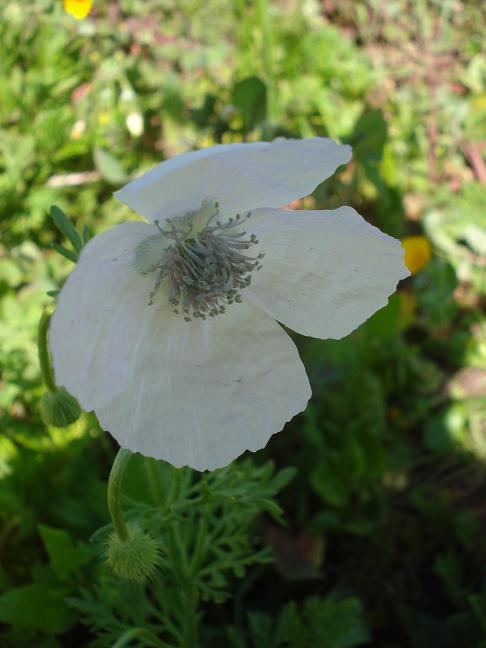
[311,461,350,507]
[50,242,78,263]
[93,146,128,185]
[303,596,370,648]
[244,596,370,648]
[247,611,274,648]
[362,293,400,339]
[82,224,91,245]
[0,583,73,633]
[50,205,83,253]
[348,109,387,163]
[414,259,458,329]
[38,524,88,581]
[275,601,305,647]
[269,466,297,492]
[232,76,267,129]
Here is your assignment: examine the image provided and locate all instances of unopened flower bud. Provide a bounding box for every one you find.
[107,526,159,582]
[40,388,82,428]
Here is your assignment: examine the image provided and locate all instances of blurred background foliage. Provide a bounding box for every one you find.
[0,0,486,646]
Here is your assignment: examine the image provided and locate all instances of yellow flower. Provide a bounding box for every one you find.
[64,0,93,20]
[401,236,432,274]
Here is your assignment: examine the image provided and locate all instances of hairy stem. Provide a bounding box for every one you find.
[37,309,56,392]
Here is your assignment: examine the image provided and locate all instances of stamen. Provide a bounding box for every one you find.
[136,201,263,321]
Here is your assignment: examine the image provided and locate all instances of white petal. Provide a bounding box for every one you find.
[96,301,311,471]
[49,221,154,410]
[115,138,351,224]
[245,207,410,339]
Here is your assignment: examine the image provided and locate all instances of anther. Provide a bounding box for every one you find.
[141,201,263,320]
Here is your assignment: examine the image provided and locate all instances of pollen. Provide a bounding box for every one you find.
[135,201,264,321]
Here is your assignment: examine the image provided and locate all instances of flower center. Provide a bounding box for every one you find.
[134,200,264,321]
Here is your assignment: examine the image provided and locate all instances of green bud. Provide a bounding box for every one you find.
[40,388,82,428]
[107,525,159,582]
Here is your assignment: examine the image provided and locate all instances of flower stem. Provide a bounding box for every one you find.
[37,309,56,392]
[107,449,132,542]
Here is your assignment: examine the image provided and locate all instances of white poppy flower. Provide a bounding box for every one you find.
[49,138,409,471]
